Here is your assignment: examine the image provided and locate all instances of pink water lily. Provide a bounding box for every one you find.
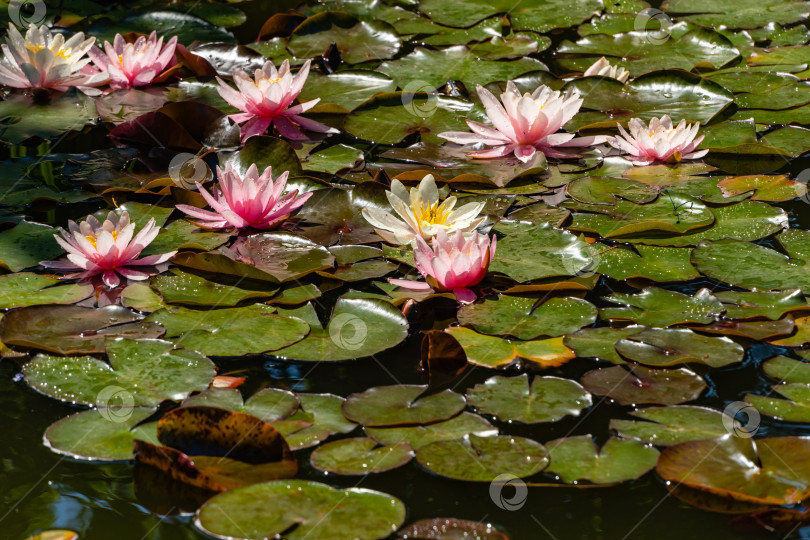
[88,31,178,91]
[583,56,630,83]
[41,211,175,288]
[176,162,311,231]
[439,81,605,163]
[389,230,496,304]
[0,23,107,94]
[216,59,338,142]
[607,115,708,166]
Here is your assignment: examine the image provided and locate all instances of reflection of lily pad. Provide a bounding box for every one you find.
[466,374,591,424]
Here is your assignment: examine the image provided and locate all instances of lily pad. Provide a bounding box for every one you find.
[182,388,300,422]
[564,326,646,364]
[365,412,497,450]
[762,355,810,384]
[581,365,706,405]
[277,393,357,450]
[397,519,509,540]
[196,480,406,540]
[715,290,809,320]
[445,327,576,369]
[0,92,98,144]
[614,328,744,368]
[466,374,591,424]
[657,435,810,505]
[303,145,363,175]
[545,436,659,484]
[294,183,389,245]
[600,288,724,327]
[457,296,597,340]
[416,434,549,482]
[224,135,303,177]
[146,304,309,357]
[566,176,660,205]
[1,305,164,355]
[342,385,465,427]
[310,437,414,475]
[298,70,397,111]
[746,384,810,422]
[151,269,277,306]
[0,221,62,272]
[717,175,806,202]
[610,405,734,446]
[661,0,810,28]
[0,273,93,309]
[230,233,336,282]
[44,408,157,461]
[594,245,699,281]
[24,338,215,407]
[273,298,408,362]
[287,12,401,64]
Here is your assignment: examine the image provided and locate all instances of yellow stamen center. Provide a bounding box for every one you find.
[85,230,118,249]
[27,43,73,59]
[413,202,449,231]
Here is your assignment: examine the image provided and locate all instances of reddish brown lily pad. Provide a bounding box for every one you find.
[580,365,706,405]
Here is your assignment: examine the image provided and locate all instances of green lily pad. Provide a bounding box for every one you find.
[309,437,414,475]
[418,0,603,33]
[24,338,215,406]
[615,328,744,368]
[759,126,810,158]
[657,436,810,505]
[145,304,309,356]
[564,326,646,364]
[268,283,322,306]
[196,480,406,540]
[151,269,277,306]
[691,318,796,341]
[378,46,547,90]
[141,220,230,256]
[601,288,724,326]
[763,355,810,383]
[365,412,497,450]
[303,145,363,175]
[230,233,336,282]
[344,92,472,145]
[716,290,809,320]
[44,408,157,461]
[693,230,810,292]
[0,273,93,309]
[661,0,810,28]
[1,305,164,355]
[457,296,597,340]
[342,385,465,427]
[88,11,235,45]
[610,405,735,446]
[594,245,699,281]
[627,200,787,247]
[581,365,706,405]
[466,374,591,424]
[287,12,401,64]
[566,195,714,238]
[0,221,62,272]
[445,327,576,369]
[717,175,806,202]
[489,222,592,282]
[545,436,659,484]
[0,92,98,144]
[416,434,549,482]
[508,202,570,227]
[566,176,659,205]
[277,393,357,450]
[224,135,303,177]
[746,384,810,422]
[121,282,167,312]
[182,388,300,422]
[294,183,389,245]
[273,297,408,362]
[298,70,397,111]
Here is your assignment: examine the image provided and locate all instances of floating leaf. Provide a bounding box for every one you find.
[594,245,699,281]
[657,436,810,505]
[151,269,277,306]
[715,290,809,320]
[610,405,734,446]
[564,326,645,364]
[303,145,363,174]
[287,12,401,64]
[365,412,497,450]
[0,92,97,144]
[182,388,300,422]
[661,0,810,28]
[298,70,397,111]
[581,365,706,405]
[1,305,164,355]
[274,298,408,362]
[230,233,336,282]
[762,355,810,384]
[278,393,357,450]
[146,304,308,356]
[746,384,810,422]
[466,374,591,424]
[545,436,659,484]
[0,221,62,272]
[615,328,744,368]
[44,408,157,461]
[717,175,805,202]
[23,339,216,406]
[397,519,509,540]
[566,176,659,205]
[225,135,303,177]
[196,480,406,540]
[310,437,414,475]
[0,273,93,309]
[416,434,549,482]
[600,288,724,327]
[445,327,575,369]
[342,385,465,427]
[294,183,389,245]
[457,296,597,340]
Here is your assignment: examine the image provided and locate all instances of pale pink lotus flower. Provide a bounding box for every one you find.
[389,230,496,303]
[216,59,338,142]
[583,57,630,83]
[439,81,605,163]
[606,115,708,166]
[176,162,311,231]
[0,23,108,94]
[362,174,485,245]
[88,31,178,91]
[41,211,175,288]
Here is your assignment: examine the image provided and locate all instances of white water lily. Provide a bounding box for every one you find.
[583,57,630,84]
[606,115,708,166]
[0,23,107,94]
[361,174,485,245]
